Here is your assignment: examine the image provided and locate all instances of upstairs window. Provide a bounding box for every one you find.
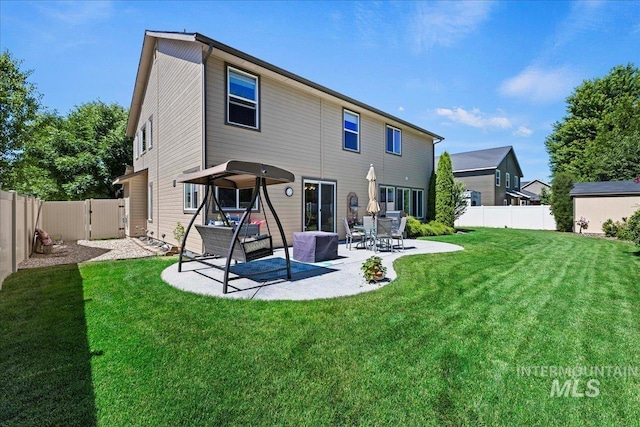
[343,109,360,152]
[513,175,519,189]
[386,125,401,155]
[506,172,511,189]
[496,170,501,187]
[227,67,259,129]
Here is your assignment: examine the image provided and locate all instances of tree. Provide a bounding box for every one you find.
[545,64,640,182]
[427,170,436,221]
[9,102,131,200]
[0,50,42,185]
[452,180,467,221]
[539,187,552,205]
[550,172,575,232]
[435,151,455,227]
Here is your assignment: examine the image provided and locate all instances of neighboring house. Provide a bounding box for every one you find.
[436,146,528,206]
[114,30,444,250]
[520,179,551,205]
[570,181,640,234]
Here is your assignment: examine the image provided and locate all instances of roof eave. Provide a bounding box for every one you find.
[126,31,198,137]
[192,32,444,141]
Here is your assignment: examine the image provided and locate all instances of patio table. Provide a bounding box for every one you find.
[353,225,376,250]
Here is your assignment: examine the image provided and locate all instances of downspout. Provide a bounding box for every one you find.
[200,43,214,255]
[202,43,214,171]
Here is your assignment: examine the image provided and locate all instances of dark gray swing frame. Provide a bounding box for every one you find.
[176,160,294,294]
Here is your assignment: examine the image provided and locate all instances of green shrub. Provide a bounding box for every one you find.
[625,210,640,245]
[550,172,575,231]
[423,221,455,236]
[405,216,455,237]
[406,216,424,238]
[602,219,618,237]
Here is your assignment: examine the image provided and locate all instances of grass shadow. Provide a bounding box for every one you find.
[0,264,97,427]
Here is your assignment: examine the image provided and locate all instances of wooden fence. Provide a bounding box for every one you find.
[1,193,124,288]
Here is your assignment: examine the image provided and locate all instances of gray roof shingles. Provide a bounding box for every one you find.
[570,181,640,196]
[435,146,516,173]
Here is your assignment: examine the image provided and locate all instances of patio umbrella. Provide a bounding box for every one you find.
[366,164,380,217]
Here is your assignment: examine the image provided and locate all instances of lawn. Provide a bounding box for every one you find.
[1,228,640,426]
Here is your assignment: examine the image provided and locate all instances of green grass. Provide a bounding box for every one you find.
[2,228,640,426]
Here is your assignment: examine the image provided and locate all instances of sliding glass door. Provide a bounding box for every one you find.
[303,179,336,232]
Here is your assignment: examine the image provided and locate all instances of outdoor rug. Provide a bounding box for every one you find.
[229,257,335,282]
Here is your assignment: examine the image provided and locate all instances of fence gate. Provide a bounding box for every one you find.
[86,199,125,240]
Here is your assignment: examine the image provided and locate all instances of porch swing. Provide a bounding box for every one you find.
[176,160,295,293]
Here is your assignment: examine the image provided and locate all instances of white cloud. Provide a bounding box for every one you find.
[410,1,494,52]
[499,66,578,103]
[37,1,113,26]
[436,107,511,130]
[513,126,533,137]
[398,106,405,112]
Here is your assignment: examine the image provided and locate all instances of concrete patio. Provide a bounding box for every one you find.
[162,238,463,301]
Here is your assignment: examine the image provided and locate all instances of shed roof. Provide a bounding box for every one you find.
[570,181,640,197]
[175,160,294,189]
[435,146,523,176]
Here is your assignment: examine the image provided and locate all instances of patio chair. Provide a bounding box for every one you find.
[392,216,407,250]
[375,218,393,252]
[343,217,364,250]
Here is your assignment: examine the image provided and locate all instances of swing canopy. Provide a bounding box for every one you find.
[175,160,294,189]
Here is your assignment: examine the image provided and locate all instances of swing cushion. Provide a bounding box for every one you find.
[195,224,273,262]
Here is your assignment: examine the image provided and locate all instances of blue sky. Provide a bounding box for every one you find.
[2,1,639,182]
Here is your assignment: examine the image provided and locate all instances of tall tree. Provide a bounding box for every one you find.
[9,102,131,200]
[550,172,575,232]
[452,180,467,221]
[0,50,42,185]
[545,64,640,182]
[435,151,455,227]
[427,170,436,221]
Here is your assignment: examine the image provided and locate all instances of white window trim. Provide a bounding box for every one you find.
[183,183,199,212]
[146,117,152,150]
[386,125,402,155]
[343,109,360,152]
[411,188,425,219]
[506,172,511,189]
[134,135,139,159]
[227,66,259,129]
[496,170,501,187]
[147,182,153,222]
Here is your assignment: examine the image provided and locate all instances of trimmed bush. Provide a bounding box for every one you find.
[626,210,640,245]
[405,215,455,237]
[550,172,575,231]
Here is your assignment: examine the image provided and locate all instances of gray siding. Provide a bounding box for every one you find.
[205,56,435,246]
[454,170,496,206]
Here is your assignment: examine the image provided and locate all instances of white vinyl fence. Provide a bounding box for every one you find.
[456,205,556,230]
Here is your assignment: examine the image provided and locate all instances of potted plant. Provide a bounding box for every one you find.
[361,255,387,283]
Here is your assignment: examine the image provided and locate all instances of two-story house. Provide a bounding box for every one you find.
[114,30,444,249]
[435,146,528,206]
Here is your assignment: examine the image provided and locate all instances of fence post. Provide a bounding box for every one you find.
[11,191,17,274]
